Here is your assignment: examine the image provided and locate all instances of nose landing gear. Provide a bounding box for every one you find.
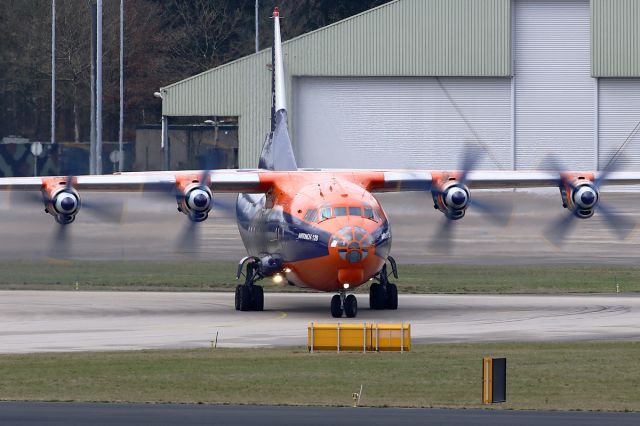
[369,257,399,310]
[331,291,358,318]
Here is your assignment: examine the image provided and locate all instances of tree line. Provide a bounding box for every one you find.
[0,0,389,144]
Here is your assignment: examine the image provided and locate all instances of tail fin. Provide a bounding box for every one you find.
[259,7,297,171]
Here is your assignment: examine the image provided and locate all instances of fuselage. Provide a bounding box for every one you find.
[236,174,392,292]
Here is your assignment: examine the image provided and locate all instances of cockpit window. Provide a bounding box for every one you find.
[334,207,347,217]
[311,205,380,223]
[349,207,362,216]
[363,207,374,220]
[319,207,332,221]
[304,209,317,222]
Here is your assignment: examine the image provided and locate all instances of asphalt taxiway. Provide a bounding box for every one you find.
[2,403,640,426]
[1,291,639,353]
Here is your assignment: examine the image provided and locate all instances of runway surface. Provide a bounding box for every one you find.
[2,291,639,353]
[0,191,639,264]
[1,402,639,426]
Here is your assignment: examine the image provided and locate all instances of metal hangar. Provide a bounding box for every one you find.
[158,0,640,173]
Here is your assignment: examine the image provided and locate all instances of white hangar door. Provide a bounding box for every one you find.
[293,77,512,170]
[514,0,595,170]
[599,79,640,173]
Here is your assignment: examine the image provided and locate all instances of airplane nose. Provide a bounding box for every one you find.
[330,226,373,264]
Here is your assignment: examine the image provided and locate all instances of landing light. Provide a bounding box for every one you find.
[343,283,350,289]
[284,268,292,273]
[273,274,284,284]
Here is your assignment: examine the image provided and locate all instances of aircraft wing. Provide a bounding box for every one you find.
[0,170,270,193]
[366,170,640,191]
[3,169,640,193]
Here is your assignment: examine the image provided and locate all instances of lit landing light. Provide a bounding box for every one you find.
[273,274,284,284]
[343,283,350,289]
[284,268,292,273]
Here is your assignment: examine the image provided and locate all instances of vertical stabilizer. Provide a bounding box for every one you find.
[259,7,298,171]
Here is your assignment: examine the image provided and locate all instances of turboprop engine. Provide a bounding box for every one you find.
[432,181,471,220]
[560,180,599,219]
[41,177,80,225]
[176,184,213,222]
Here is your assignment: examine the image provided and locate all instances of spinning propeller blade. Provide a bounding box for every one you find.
[542,155,635,246]
[429,146,513,253]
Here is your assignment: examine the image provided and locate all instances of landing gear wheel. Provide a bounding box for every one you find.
[238,285,252,311]
[330,294,343,318]
[369,283,386,310]
[344,294,358,318]
[234,285,242,310]
[386,283,398,310]
[252,286,264,311]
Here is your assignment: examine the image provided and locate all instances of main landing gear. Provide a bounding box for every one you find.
[369,256,399,310]
[331,291,358,318]
[235,257,264,311]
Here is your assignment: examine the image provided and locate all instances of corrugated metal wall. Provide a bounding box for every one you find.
[514,0,595,171]
[598,79,640,171]
[161,51,272,166]
[592,0,640,77]
[294,77,511,170]
[284,0,511,77]
[161,0,512,167]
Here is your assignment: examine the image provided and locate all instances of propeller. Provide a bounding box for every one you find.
[10,176,125,259]
[50,221,72,259]
[542,156,635,247]
[142,170,234,254]
[429,146,514,254]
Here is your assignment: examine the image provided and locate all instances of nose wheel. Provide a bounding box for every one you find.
[331,292,358,318]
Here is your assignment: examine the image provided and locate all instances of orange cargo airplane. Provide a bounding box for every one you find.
[2,8,638,317]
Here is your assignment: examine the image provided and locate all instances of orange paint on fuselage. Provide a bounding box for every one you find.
[253,172,391,292]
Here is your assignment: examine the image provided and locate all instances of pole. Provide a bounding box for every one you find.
[96,0,103,174]
[161,115,169,170]
[51,0,56,146]
[255,0,259,52]
[118,0,124,172]
[90,1,96,175]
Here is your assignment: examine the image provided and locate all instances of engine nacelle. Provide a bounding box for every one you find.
[432,182,470,220]
[560,179,599,219]
[41,178,80,225]
[177,185,213,222]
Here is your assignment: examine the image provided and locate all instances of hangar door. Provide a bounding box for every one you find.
[293,77,512,170]
[599,79,640,172]
[514,0,594,170]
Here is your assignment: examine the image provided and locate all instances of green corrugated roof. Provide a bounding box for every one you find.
[161,0,512,167]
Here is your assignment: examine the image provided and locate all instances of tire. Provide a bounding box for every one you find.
[344,294,358,318]
[386,283,398,310]
[369,283,385,310]
[239,285,252,311]
[330,294,343,318]
[234,285,242,310]
[252,286,264,311]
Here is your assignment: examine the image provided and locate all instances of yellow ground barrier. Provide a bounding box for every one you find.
[308,322,410,352]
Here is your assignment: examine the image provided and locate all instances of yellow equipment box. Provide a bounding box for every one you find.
[308,322,410,352]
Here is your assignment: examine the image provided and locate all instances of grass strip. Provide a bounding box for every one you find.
[0,342,639,411]
[0,260,638,293]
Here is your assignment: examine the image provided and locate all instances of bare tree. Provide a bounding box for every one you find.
[162,0,251,76]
